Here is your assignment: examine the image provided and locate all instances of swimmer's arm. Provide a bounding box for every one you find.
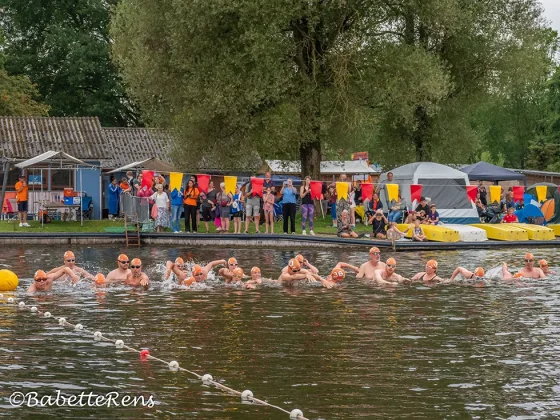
[26,283,36,293]
[46,265,65,275]
[105,270,116,283]
[204,260,226,273]
[335,262,359,273]
[303,260,319,274]
[51,267,79,283]
[316,276,334,289]
[164,261,174,279]
[219,268,233,282]
[356,263,366,279]
[538,268,547,279]
[140,274,150,288]
[374,270,391,285]
[75,267,95,280]
[279,272,307,282]
[410,272,423,282]
[183,277,195,286]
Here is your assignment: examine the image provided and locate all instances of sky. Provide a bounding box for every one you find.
[541,0,560,32]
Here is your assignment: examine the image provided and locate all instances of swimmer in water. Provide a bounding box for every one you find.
[181,264,207,286]
[27,268,79,293]
[411,260,443,284]
[244,267,263,289]
[356,247,386,279]
[93,273,106,287]
[323,262,360,284]
[124,258,149,288]
[502,253,546,280]
[167,257,227,283]
[278,259,333,288]
[218,257,241,283]
[374,258,409,285]
[280,254,319,275]
[450,266,485,282]
[230,267,245,285]
[539,259,555,276]
[106,254,131,284]
[46,250,95,281]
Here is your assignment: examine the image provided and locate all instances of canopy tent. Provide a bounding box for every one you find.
[10,151,98,226]
[526,183,560,224]
[378,162,479,224]
[264,160,377,175]
[460,161,526,183]
[106,157,175,174]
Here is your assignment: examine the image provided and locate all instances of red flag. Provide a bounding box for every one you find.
[310,181,323,200]
[410,184,422,203]
[361,183,374,202]
[141,170,154,189]
[466,185,478,202]
[197,174,211,193]
[251,177,264,197]
[512,185,524,202]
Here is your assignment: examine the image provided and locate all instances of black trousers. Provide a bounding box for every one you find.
[184,205,198,232]
[282,203,296,233]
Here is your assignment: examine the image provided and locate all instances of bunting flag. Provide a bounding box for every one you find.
[169,172,183,192]
[410,184,422,203]
[224,176,237,195]
[141,170,154,189]
[512,185,524,203]
[386,184,399,203]
[536,185,547,202]
[466,185,478,202]
[310,181,323,200]
[197,174,211,193]
[361,183,374,202]
[490,185,501,204]
[251,177,264,197]
[336,182,349,201]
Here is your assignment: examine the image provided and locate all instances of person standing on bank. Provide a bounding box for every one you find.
[15,174,30,227]
[150,183,170,232]
[107,177,121,220]
[300,176,315,236]
[183,179,199,233]
[281,178,297,235]
[170,186,184,233]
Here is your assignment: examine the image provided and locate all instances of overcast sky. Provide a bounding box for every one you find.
[542,0,560,32]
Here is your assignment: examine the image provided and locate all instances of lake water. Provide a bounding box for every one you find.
[1,245,560,419]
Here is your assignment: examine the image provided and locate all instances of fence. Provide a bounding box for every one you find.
[120,193,150,224]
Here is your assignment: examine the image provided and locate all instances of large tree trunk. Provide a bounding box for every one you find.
[300,140,321,179]
[300,90,322,179]
[413,105,431,161]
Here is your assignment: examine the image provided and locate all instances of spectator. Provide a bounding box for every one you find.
[338,210,358,238]
[478,181,488,206]
[199,190,215,233]
[232,185,243,234]
[428,204,439,225]
[515,198,524,210]
[368,209,388,239]
[15,174,29,227]
[354,180,363,205]
[387,222,407,241]
[376,171,398,205]
[263,171,274,190]
[501,207,518,223]
[405,210,417,224]
[243,180,261,234]
[411,218,427,241]
[183,179,200,233]
[125,171,137,195]
[300,176,315,235]
[216,182,232,233]
[263,186,275,234]
[364,192,383,224]
[120,177,131,194]
[170,186,184,233]
[150,184,170,233]
[134,173,144,195]
[326,183,337,227]
[415,197,430,215]
[388,195,406,223]
[417,209,429,224]
[501,192,515,213]
[338,174,353,226]
[107,177,121,220]
[281,178,297,235]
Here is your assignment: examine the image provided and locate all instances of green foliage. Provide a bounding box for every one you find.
[0,0,138,126]
[0,69,49,116]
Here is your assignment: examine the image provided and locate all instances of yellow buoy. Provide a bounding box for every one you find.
[0,270,19,291]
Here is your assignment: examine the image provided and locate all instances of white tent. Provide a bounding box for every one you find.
[265,160,377,175]
[378,162,479,224]
[106,157,175,174]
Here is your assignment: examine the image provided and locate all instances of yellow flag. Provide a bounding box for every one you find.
[336,182,349,201]
[169,172,183,192]
[490,185,501,204]
[536,185,547,202]
[387,184,399,203]
[224,176,237,195]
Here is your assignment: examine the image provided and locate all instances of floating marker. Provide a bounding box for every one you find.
[93,331,102,341]
[18,301,25,308]
[169,361,179,371]
[30,306,37,312]
[140,349,150,360]
[44,312,51,318]
[75,324,83,331]
[7,297,14,303]
[115,339,124,349]
[202,374,213,384]
[290,409,303,419]
[0,293,3,298]
[58,317,66,325]
[241,390,253,401]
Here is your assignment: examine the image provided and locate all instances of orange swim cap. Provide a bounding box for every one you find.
[474,267,484,277]
[539,259,548,267]
[513,272,523,279]
[386,257,396,266]
[232,267,244,278]
[288,258,301,271]
[426,260,438,270]
[295,254,304,263]
[251,267,261,274]
[175,257,185,265]
[331,268,345,281]
[131,258,142,266]
[118,254,128,262]
[525,252,534,260]
[95,273,105,285]
[63,251,75,260]
[369,247,380,254]
[34,270,46,280]
[228,257,238,265]
[192,264,203,275]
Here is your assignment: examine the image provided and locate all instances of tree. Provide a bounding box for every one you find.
[0,69,49,116]
[0,0,139,126]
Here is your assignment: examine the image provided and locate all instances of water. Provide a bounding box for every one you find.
[1,245,560,419]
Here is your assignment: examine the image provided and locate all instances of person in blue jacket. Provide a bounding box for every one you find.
[107,177,121,219]
[170,187,184,233]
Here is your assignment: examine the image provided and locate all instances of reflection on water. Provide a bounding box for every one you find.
[1,245,560,418]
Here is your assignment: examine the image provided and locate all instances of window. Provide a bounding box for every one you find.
[0,167,25,188]
[51,170,73,188]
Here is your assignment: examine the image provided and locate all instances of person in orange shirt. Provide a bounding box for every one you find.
[15,175,30,227]
[183,179,200,233]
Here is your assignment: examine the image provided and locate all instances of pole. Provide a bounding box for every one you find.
[40,168,44,227]
[79,166,83,227]
[0,158,10,222]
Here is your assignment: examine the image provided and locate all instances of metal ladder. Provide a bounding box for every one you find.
[124,215,141,247]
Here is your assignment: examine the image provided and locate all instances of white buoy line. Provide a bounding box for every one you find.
[1,295,310,420]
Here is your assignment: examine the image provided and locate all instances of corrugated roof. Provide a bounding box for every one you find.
[0,116,106,159]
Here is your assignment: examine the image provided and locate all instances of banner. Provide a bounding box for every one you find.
[251,177,264,197]
[336,182,349,201]
[361,183,374,202]
[141,170,154,189]
[536,185,547,202]
[169,172,183,192]
[466,185,478,202]
[310,181,323,200]
[410,184,422,203]
[224,176,237,195]
[386,184,399,203]
[197,174,211,193]
[512,185,524,203]
[490,185,501,204]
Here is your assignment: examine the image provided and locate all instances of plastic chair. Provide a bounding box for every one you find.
[81,196,94,220]
[273,202,283,222]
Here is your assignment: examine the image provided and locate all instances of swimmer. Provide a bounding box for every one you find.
[373,258,408,285]
[46,250,95,281]
[278,259,333,289]
[244,267,263,289]
[106,254,131,284]
[27,268,78,293]
[539,259,555,276]
[502,253,546,280]
[230,267,245,285]
[93,273,106,287]
[450,266,485,282]
[356,247,386,279]
[411,260,443,284]
[164,257,188,281]
[281,254,319,275]
[324,262,360,284]
[181,264,206,286]
[218,257,241,283]
[124,258,149,288]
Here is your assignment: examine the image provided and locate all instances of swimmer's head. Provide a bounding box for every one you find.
[175,257,185,268]
[130,258,142,269]
[539,259,548,269]
[250,266,261,279]
[474,267,484,277]
[118,254,129,267]
[386,258,396,272]
[369,247,380,260]
[232,267,244,280]
[524,253,534,265]
[228,257,238,268]
[192,265,204,280]
[34,270,47,282]
[295,254,304,263]
[288,258,301,273]
[63,251,75,263]
[330,268,345,282]
[426,260,438,271]
[94,273,105,285]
